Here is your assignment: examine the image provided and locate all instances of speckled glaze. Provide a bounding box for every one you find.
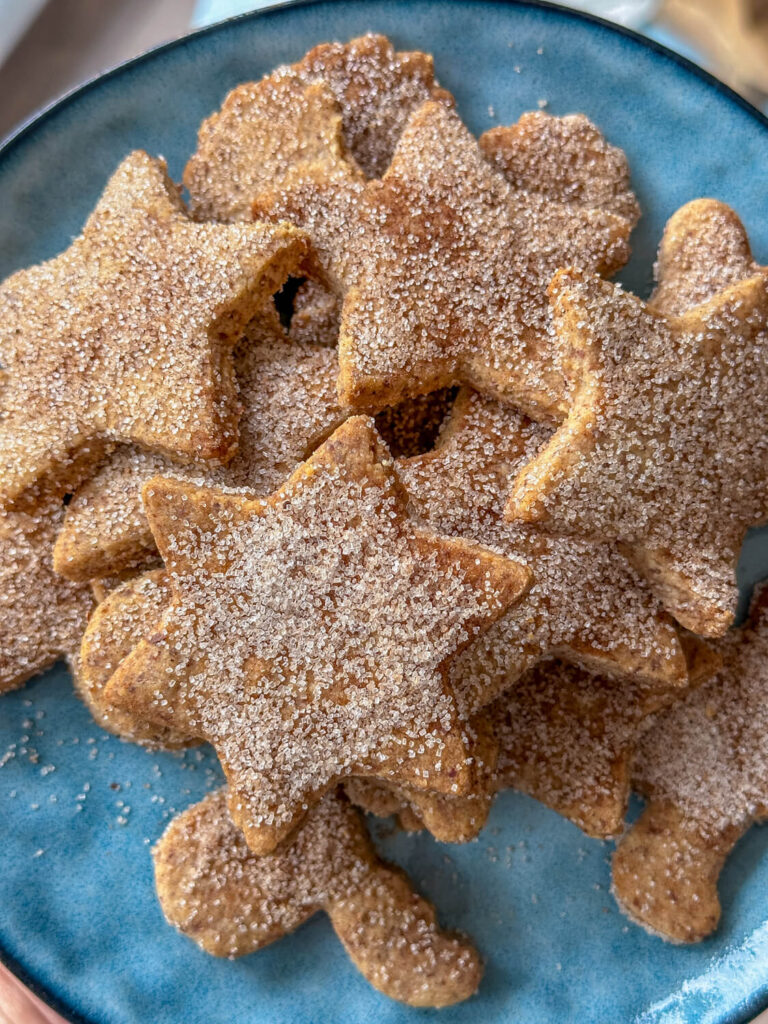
[1,4,768,1023]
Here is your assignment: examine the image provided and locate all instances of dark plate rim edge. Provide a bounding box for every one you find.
[1,2,768,1023]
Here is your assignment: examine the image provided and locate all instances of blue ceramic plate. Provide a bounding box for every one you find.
[2,3,768,1022]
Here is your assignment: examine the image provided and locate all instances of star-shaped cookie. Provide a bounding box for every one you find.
[154,788,482,1007]
[0,150,307,505]
[507,262,768,636]
[613,585,768,942]
[104,416,531,853]
[256,101,637,419]
[53,310,346,582]
[397,389,688,712]
[1,491,93,693]
[184,33,452,223]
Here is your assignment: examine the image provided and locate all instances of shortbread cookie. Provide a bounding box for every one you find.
[154,788,481,1007]
[479,111,640,223]
[649,198,759,317]
[0,492,93,693]
[397,389,688,712]
[185,34,452,223]
[0,151,307,506]
[54,312,345,581]
[105,417,531,854]
[507,264,768,635]
[78,570,191,747]
[257,101,635,419]
[185,77,363,223]
[612,586,768,942]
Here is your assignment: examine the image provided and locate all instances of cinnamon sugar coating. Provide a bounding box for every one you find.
[54,310,345,582]
[507,263,768,636]
[613,585,768,942]
[256,101,635,419]
[105,417,530,854]
[398,389,687,711]
[154,788,482,1007]
[184,33,452,224]
[0,151,307,506]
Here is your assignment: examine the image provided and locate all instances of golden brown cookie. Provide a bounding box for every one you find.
[479,111,640,223]
[649,198,760,317]
[78,570,192,747]
[154,788,481,1007]
[53,311,345,582]
[184,77,363,223]
[612,585,768,943]
[397,389,688,711]
[105,417,531,854]
[0,151,307,506]
[258,101,635,419]
[184,33,452,223]
[0,491,93,693]
[506,264,768,636]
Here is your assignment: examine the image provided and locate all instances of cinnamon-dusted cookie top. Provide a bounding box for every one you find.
[54,310,346,582]
[153,788,482,1007]
[184,33,452,223]
[78,569,192,748]
[506,259,768,636]
[0,492,93,694]
[258,101,635,419]
[105,416,531,854]
[613,585,768,943]
[479,110,640,223]
[0,151,307,506]
[397,389,688,712]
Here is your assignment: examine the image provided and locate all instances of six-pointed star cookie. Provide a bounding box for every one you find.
[396,389,687,712]
[613,585,768,943]
[1,491,93,693]
[154,787,482,1007]
[507,265,768,635]
[185,33,452,223]
[105,416,531,854]
[0,150,307,505]
[256,101,636,419]
[53,310,346,582]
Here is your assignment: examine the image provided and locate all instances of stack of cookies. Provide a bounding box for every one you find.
[3,34,768,1007]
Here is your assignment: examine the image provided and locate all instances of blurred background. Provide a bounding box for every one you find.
[1,0,768,141]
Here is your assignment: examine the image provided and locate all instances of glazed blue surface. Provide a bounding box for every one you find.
[1,4,768,1023]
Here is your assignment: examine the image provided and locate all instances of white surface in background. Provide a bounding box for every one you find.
[0,0,47,64]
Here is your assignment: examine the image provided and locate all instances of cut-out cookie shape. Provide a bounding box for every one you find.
[154,788,482,1007]
[257,101,636,420]
[53,311,345,582]
[612,585,768,943]
[0,492,93,693]
[350,635,718,843]
[0,151,307,506]
[375,388,457,459]
[397,389,688,712]
[105,417,531,854]
[479,110,640,223]
[78,569,192,747]
[507,260,768,636]
[184,33,452,223]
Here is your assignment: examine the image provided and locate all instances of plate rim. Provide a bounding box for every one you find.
[1,2,768,1022]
